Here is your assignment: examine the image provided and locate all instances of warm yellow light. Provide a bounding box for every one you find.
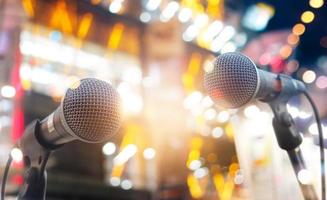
[301,11,315,24]
[50,1,73,34]
[111,123,139,178]
[22,0,35,17]
[91,0,101,5]
[309,0,324,8]
[187,53,202,75]
[279,45,293,59]
[108,23,125,50]
[182,73,195,92]
[77,13,93,39]
[292,23,306,36]
[187,174,203,198]
[287,34,300,45]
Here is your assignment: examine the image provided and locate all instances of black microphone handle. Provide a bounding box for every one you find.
[256,69,306,102]
[39,106,75,147]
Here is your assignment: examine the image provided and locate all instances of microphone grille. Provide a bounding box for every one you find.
[204,52,258,108]
[62,78,121,143]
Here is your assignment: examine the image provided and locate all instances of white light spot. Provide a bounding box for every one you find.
[212,127,224,138]
[204,108,217,120]
[297,169,313,185]
[302,70,316,84]
[178,8,192,23]
[1,86,16,98]
[217,111,230,123]
[121,179,133,190]
[244,105,260,119]
[188,160,201,170]
[143,148,156,160]
[140,12,151,23]
[109,1,123,13]
[11,148,23,162]
[102,142,116,156]
[194,167,208,179]
[110,177,121,186]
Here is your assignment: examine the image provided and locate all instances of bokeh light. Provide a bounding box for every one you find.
[1,85,16,98]
[301,11,315,24]
[316,76,327,89]
[292,23,306,36]
[309,0,324,8]
[302,70,316,83]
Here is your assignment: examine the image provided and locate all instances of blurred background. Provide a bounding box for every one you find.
[0,0,326,199]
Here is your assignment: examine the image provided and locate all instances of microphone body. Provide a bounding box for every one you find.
[24,78,122,148]
[204,52,306,108]
[255,69,306,103]
[204,53,318,200]
[17,78,122,200]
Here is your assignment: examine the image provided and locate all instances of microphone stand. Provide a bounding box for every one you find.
[17,120,56,200]
[268,96,318,200]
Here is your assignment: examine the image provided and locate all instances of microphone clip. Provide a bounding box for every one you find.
[17,120,51,200]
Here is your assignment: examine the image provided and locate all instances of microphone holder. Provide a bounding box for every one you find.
[17,120,57,200]
[269,99,318,200]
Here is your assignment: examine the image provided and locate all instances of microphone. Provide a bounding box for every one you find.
[22,78,122,148]
[204,53,319,199]
[204,52,306,108]
[15,78,122,200]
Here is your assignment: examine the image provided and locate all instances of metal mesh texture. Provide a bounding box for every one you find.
[204,52,258,108]
[62,78,121,142]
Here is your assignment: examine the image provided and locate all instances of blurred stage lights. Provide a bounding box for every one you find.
[178,8,192,23]
[140,12,151,23]
[310,0,324,8]
[201,96,214,108]
[11,148,23,162]
[109,0,123,14]
[102,142,116,156]
[292,23,306,36]
[194,167,208,179]
[234,174,244,185]
[210,26,236,52]
[302,70,316,83]
[217,111,230,123]
[203,59,215,73]
[287,34,299,46]
[110,177,121,186]
[204,21,223,41]
[1,85,16,98]
[188,160,202,170]
[194,14,209,28]
[212,127,224,138]
[143,148,156,160]
[244,105,260,119]
[297,169,313,185]
[301,11,315,24]
[220,42,237,54]
[113,144,137,165]
[316,76,327,89]
[183,25,199,42]
[160,1,179,22]
[279,45,293,59]
[121,179,133,190]
[183,91,202,110]
[146,0,161,11]
[204,108,217,121]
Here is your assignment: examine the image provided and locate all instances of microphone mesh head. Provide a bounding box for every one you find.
[204,52,258,108]
[62,78,121,143]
